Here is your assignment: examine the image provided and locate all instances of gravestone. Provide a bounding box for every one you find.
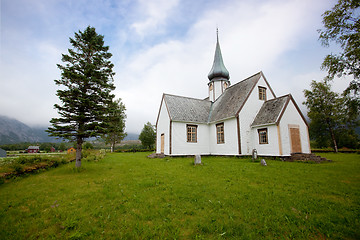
[260,159,267,166]
[194,155,202,165]
[252,149,257,162]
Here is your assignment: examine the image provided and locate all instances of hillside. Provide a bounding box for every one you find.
[0,115,58,144]
[0,115,138,144]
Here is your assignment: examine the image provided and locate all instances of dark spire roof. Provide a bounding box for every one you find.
[208,29,230,81]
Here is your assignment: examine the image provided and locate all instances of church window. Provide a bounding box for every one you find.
[258,86,266,100]
[187,125,197,143]
[224,82,228,89]
[209,83,213,91]
[216,123,225,144]
[258,128,268,144]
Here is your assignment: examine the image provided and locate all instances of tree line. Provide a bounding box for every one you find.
[304,0,359,152]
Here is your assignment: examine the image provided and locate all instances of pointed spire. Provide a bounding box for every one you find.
[208,29,230,81]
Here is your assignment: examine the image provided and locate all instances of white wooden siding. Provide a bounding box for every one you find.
[208,118,238,155]
[239,76,276,155]
[171,122,210,155]
[278,100,311,155]
[252,125,280,156]
[156,99,170,155]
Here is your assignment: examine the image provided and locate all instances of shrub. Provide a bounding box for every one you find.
[51,161,60,168]
[16,157,27,165]
[83,155,96,162]
[12,164,23,174]
[82,150,106,162]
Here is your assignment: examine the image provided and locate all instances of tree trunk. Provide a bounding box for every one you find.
[329,127,338,153]
[326,119,338,153]
[75,138,83,168]
[111,142,115,153]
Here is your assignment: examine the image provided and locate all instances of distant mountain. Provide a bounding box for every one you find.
[0,115,139,144]
[0,115,59,144]
[124,133,139,140]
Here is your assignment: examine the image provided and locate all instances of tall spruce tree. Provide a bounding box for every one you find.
[48,26,116,168]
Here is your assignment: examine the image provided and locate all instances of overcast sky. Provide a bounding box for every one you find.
[0,0,348,133]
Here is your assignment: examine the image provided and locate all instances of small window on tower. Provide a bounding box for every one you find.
[209,83,213,91]
[224,82,228,89]
[258,86,266,100]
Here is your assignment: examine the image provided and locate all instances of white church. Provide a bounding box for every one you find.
[155,33,311,157]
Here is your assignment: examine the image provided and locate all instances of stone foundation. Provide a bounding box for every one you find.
[282,153,331,163]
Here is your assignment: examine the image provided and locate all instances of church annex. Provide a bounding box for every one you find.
[155,33,310,157]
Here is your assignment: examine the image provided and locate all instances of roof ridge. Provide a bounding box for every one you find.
[226,71,262,90]
[265,94,290,102]
[211,71,262,105]
[164,93,209,102]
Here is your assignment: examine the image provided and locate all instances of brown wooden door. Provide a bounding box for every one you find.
[161,134,165,153]
[290,127,302,153]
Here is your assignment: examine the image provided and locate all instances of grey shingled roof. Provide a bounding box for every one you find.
[251,95,290,127]
[209,72,261,122]
[161,72,278,124]
[164,94,212,123]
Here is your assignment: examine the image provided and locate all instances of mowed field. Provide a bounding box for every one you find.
[0,152,359,239]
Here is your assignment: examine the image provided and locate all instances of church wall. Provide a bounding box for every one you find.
[171,122,210,155]
[251,125,280,156]
[156,100,170,155]
[208,118,238,155]
[278,100,311,155]
[239,76,276,155]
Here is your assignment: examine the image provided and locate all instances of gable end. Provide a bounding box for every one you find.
[235,71,276,117]
[277,95,309,127]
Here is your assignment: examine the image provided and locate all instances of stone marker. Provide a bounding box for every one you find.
[194,155,202,165]
[260,159,267,166]
[252,149,257,162]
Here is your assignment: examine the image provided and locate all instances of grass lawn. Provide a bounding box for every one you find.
[0,152,359,239]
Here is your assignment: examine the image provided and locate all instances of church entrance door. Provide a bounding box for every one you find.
[290,127,302,153]
[161,134,165,153]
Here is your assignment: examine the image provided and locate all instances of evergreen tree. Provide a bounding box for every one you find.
[102,98,127,152]
[48,26,116,168]
[139,122,156,150]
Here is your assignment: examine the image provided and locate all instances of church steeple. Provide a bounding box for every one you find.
[208,29,230,102]
[208,29,230,81]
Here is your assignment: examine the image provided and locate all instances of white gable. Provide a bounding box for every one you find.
[237,74,276,154]
[277,98,310,155]
[156,96,171,155]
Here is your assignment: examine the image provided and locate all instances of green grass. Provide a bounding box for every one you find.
[0,152,359,239]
